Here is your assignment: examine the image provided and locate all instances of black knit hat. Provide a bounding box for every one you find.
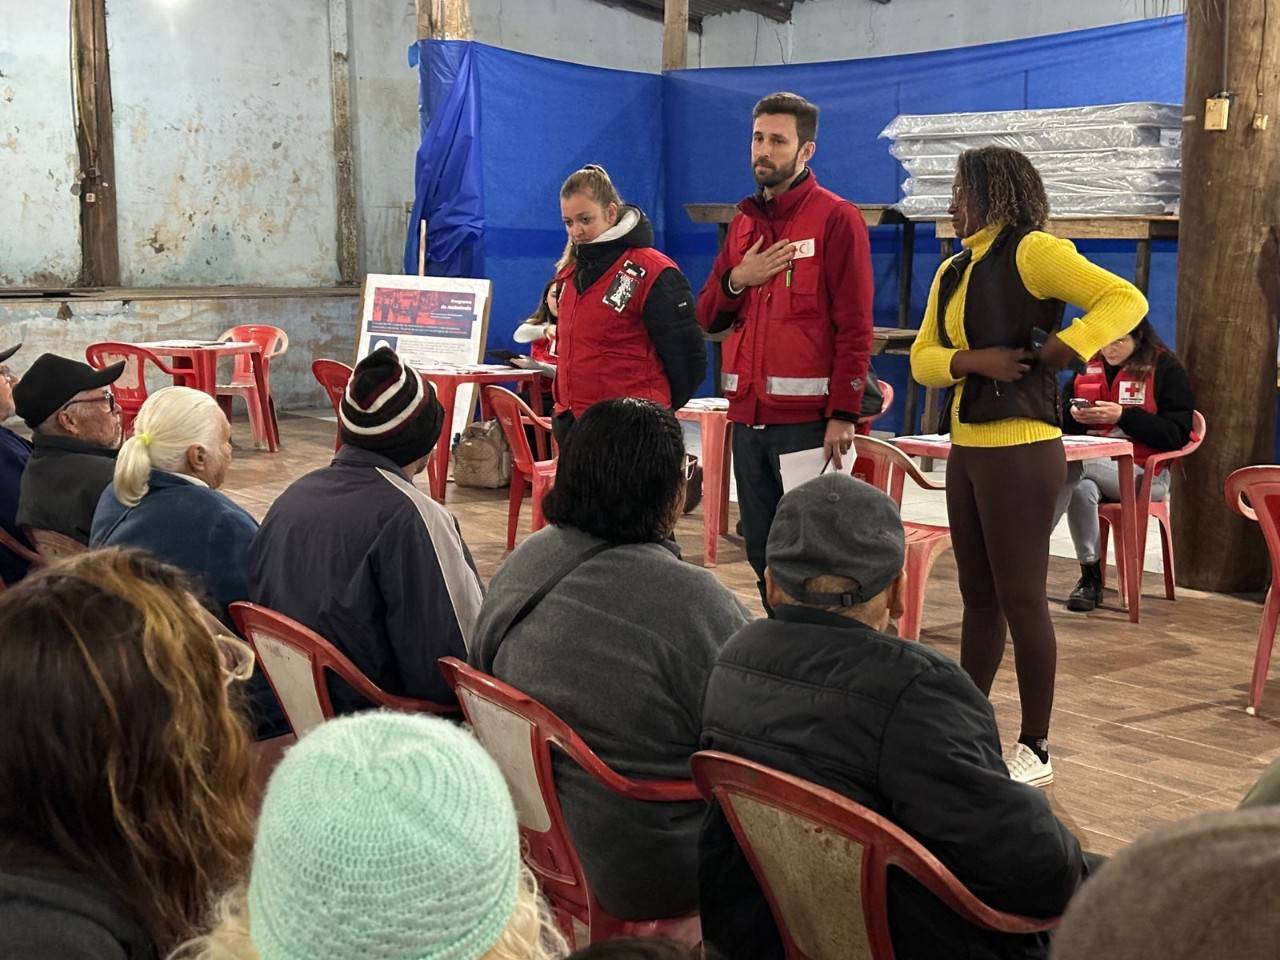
[339,347,444,467]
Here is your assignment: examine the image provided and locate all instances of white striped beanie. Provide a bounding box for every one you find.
[340,347,444,466]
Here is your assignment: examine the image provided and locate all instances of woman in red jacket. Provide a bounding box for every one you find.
[549,164,706,446]
[1055,317,1195,611]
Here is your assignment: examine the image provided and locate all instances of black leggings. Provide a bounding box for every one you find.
[946,439,1066,740]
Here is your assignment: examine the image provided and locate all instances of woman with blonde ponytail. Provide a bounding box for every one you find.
[548,164,706,447]
[91,386,286,738]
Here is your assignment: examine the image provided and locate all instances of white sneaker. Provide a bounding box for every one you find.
[1006,742,1054,787]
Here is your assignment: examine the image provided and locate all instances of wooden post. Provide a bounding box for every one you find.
[329,0,360,284]
[71,0,119,287]
[1174,0,1280,591]
[663,0,690,71]
[416,0,473,40]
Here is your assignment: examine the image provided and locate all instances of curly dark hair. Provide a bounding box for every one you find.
[955,146,1050,231]
[542,398,686,543]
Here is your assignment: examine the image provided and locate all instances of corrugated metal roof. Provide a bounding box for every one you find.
[594,0,797,28]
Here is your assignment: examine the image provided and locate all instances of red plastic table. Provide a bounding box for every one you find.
[415,366,546,503]
[133,339,278,452]
[891,434,1142,623]
[676,403,733,567]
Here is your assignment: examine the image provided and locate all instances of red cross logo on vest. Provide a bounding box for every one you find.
[1120,379,1147,405]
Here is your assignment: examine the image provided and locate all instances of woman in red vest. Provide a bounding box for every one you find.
[1055,317,1196,612]
[549,165,706,446]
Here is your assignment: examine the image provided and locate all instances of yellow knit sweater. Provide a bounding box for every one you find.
[910,223,1148,447]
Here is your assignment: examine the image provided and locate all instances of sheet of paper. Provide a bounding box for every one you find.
[680,397,730,411]
[779,446,843,493]
[1061,434,1125,444]
[135,339,222,348]
[894,433,950,443]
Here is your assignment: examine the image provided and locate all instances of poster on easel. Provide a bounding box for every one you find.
[356,273,493,443]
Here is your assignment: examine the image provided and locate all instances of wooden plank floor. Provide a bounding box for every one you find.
[224,412,1280,856]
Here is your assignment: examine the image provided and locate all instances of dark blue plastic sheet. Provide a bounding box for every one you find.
[406,17,1195,435]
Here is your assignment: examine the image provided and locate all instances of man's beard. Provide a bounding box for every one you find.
[753,152,799,189]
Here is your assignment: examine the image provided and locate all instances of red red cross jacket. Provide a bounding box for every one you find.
[554,246,676,417]
[695,170,875,425]
[1072,358,1161,465]
[553,207,706,419]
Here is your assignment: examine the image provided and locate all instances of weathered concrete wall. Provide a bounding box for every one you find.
[349,0,420,274]
[0,4,82,286]
[700,0,1184,66]
[0,292,360,410]
[108,1,341,286]
[470,0,700,72]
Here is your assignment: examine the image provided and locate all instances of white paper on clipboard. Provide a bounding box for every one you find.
[779,447,850,493]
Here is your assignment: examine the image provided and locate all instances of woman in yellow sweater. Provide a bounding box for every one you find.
[910,147,1146,787]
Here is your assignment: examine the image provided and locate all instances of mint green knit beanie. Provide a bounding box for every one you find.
[248,712,522,960]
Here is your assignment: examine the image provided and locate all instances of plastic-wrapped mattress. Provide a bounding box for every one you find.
[882,102,1183,219]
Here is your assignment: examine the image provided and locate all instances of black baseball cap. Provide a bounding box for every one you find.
[0,343,19,364]
[13,353,126,429]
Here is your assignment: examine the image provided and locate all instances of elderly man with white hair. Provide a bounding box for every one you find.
[91,385,286,738]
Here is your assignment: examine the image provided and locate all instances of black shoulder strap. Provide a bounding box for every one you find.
[482,539,617,669]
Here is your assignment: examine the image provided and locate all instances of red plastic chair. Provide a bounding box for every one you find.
[483,385,557,550]
[851,435,951,641]
[311,359,352,453]
[856,381,895,436]
[437,657,701,950]
[690,750,1058,960]
[0,527,42,589]
[229,601,455,738]
[1096,411,1205,605]
[217,324,288,450]
[1225,465,1280,716]
[85,342,197,434]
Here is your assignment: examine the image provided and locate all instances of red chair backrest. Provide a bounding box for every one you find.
[690,751,1056,960]
[221,324,288,381]
[484,384,546,475]
[85,342,189,424]
[437,656,700,922]
[230,601,453,737]
[311,359,352,418]
[852,434,944,506]
[1226,465,1280,582]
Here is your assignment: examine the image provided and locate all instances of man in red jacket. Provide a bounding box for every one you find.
[696,92,875,598]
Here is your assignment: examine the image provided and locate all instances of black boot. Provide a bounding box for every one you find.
[1067,562,1103,612]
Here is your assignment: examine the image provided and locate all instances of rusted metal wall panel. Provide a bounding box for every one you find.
[0,5,82,286]
[108,1,341,286]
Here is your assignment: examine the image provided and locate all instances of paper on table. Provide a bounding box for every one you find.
[1061,434,1125,444]
[894,433,950,443]
[779,446,846,493]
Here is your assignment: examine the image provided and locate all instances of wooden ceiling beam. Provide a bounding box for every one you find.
[598,0,703,31]
[730,0,793,24]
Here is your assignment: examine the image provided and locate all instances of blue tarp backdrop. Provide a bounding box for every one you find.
[406,16,1189,435]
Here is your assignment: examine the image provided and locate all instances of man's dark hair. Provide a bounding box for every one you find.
[542,398,686,544]
[955,146,1050,231]
[753,91,819,144]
